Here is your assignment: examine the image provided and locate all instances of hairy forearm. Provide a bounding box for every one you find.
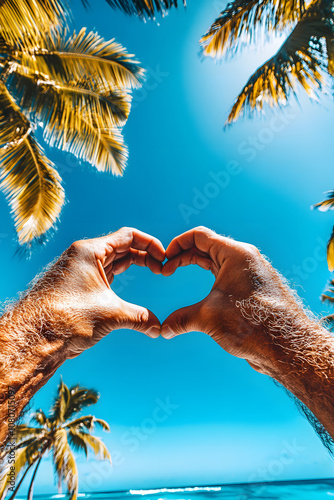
[0,296,69,444]
[237,296,334,440]
[0,252,92,446]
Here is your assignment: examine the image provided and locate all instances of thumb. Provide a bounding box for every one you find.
[161,301,203,339]
[116,298,161,339]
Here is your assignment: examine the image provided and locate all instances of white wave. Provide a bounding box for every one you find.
[129,486,221,496]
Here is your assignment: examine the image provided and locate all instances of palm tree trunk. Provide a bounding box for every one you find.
[27,456,43,500]
[7,462,35,500]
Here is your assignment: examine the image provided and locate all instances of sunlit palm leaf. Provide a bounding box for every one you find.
[44,111,128,175]
[16,426,46,441]
[53,428,78,500]
[7,67,131,130]
[52,384,100,423]
[200,0,306,59]
[64,387,99,420]
[0,0,66,47]
[51,379,71,423]
[68,428,89,457]
[0,83,65,244]
[327,227,334,272]
[313,190,334,211]
[31,409,49,427]
[322,277,334,303]
[21,29,144,92]
[225,1,330,124]
[66,415,110,432]
[78,433,112,462]
[101,0,185,19]
[321,313,334,331]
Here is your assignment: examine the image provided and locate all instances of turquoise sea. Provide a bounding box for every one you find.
[16,481,334,500]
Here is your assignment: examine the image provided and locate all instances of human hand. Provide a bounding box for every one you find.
[161,226,310,376]
[28,228,165,359]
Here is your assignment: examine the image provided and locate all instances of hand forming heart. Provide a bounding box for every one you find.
[30,226,310,374]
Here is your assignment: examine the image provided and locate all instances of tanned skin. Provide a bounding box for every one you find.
[0,226,334,446]
[161,227,334,439]
[0,228,164,444]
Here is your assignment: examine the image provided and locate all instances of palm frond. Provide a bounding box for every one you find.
[200,0,306,59]
[327,227,334,272]
[53,428,78,500]
[51,380,71,423]
[65,415,110,432]
[31,409,49,427]
[77,433,112,462]
[21,28,144,91]
[64,387,100,421]
[44,110,128,175]
[101,0,185,19]
[16,425,46,441]
[322,277,334,303]
[7,64,132,130]
[313,190,334,211]
[52,383,100,422]
[68,428,89,457]
[321,313,334,331]
[225,1,330,124]
[0,83,65,244]
[0,0,66,47]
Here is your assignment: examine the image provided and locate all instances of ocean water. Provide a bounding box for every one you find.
[17,481,334,500]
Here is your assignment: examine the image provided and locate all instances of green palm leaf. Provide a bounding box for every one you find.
[0,83,65,244]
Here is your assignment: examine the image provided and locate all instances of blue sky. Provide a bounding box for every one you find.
[1,0,334,493]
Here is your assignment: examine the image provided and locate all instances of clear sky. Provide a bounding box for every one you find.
[1,0,334,493]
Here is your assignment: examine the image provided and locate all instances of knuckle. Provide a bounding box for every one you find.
[68,240,85,254]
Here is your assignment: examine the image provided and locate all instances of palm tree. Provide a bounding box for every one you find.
[0,380,111,500]
[89,0,185,19]
[0,0,143,245]
[200,0,334,125]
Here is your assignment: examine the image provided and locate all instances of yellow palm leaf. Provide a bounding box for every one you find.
[200,0,306,59]
[0,0,65,48]
[53,428,78,500]
[225,0,329,124]
[327,229,334,272]
[0,83,65,244]
[313,190,334,211]
[8,66,131,130]
[21,28,145,91]
[44,112,128,175]
[78,433,112,462]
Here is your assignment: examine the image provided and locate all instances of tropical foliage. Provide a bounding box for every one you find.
[96,0,185,19]
[0,0,143,245]
[200,0,334,125]
[0,381,111,500]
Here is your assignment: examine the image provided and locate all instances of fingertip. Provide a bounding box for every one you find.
[146,326,161,339]
[161,264,174,277]
[161,325,175,340]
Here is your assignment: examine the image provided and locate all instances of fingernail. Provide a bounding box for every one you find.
[161,327,175,340]
[147,326,161,339]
